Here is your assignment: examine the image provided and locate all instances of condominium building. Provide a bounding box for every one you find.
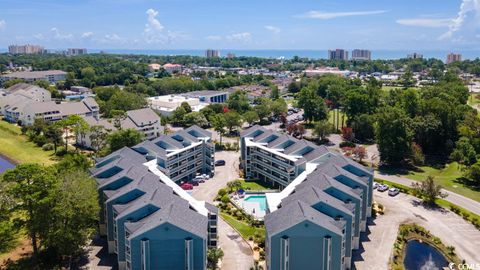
[8,44,44,54]
[446,53,462,64]
[0,83,99,125]
[328,49,349,61]
[91,128,218,270]
[407,52,423,59]
[78,108,163,149]
[205,49,220,58]
[0,70,67,84]
[240,125,373,270]
[351,49,371,61]
[67,48,87,56]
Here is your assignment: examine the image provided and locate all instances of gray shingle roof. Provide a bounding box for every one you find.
[265,200,344,237]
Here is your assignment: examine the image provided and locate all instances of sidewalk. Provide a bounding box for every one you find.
[374,171,480,215]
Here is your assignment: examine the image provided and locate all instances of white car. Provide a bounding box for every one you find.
[373,182,379,189]
[388,188,400,196]
[377,184,389,192]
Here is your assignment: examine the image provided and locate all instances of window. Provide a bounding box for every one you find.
[280,236,289,270]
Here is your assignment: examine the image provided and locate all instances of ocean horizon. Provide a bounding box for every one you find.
[2,48,480,61]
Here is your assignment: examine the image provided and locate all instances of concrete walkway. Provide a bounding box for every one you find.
[191,150,254,270]
[374,171,480,215]
[354,191,480,270]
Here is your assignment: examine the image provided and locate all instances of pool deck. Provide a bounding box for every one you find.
[232,193,267,220]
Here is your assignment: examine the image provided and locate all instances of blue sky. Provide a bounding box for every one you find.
[0,0,479,50]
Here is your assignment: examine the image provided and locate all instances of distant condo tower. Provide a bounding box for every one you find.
[352,49,371,61]
[8,44,44,54]
[328,49,349,61]
[226,52,236,59]
[67,48,87,56]
[205,49,220,58]
[407,52,423,59]
[446,53,462,64]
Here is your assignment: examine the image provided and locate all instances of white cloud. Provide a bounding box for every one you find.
[145,8,164,33]
[50,27,74,41]
[0,20,6,30]
[264,25,281,34]
[101,33,126,44]
[33,33,45,40]
[440,0,480,42]
[396,18,452,27]
[226,32,252,43]
[299,10,387,19]
[81,32,94,38]
[206,35,222,40]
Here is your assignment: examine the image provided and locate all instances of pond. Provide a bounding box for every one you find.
[0,155,16,173]
[404,240,449,270]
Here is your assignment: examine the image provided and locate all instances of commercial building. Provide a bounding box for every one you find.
[182,90,229,104]
[407,52,423,59]
[0,83,99,125]
[305,67,353,78]
[240,125,373,270]
[147,63,162,72]
[78,108,163,149]
[91,126,217,270]
[446,53,462,64]
[147,95,208,116]
[67,48,87,56]
[351,49,371,61]
[0,70,67,84]
[163,63,182,74]
[328,49,349,61]
[8,44,44,54]
[205,49,220,58]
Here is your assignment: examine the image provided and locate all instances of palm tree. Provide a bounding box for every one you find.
[207,248,224,270]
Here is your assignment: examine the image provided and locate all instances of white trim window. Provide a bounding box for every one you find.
[185,238,193,270]
[323,236,332,270]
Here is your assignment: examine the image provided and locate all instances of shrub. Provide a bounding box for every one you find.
[55,146,68,156]
[339,141,355,148]
[42,143,54,151]
[221,195,230,204]
[33,134,47,147]
[218,188,227,197]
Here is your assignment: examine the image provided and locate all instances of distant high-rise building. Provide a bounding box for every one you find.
[407,52,423,59]
[352,49,371,61]
[67,48,87,56]
[8,44,44,54]
[328,49,349,60]
[205,49,220,58]
[446,53,462,64]
[226,52,236,59]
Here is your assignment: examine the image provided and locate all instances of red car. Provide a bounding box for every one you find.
[180,183,193,190]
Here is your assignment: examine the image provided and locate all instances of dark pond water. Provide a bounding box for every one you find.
[404,240,449,270]
[0,155,15,173]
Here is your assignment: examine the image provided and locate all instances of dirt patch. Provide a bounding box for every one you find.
[0,237,32,268]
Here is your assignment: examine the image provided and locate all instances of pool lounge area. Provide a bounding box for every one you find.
[232,193,268,220]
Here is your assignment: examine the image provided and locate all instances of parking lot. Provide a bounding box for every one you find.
[354,189,480,270]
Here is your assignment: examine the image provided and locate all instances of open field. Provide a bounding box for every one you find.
[468,93,480,107]
[0,121,57,165]
[328,109,347,131]
[379,162,480,202]
[220,213,265,240]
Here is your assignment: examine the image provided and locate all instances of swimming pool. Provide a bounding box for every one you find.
[244,195,267,211]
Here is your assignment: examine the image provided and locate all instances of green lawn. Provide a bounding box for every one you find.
[0,121,57,165]
[468,93,480,107]
[240,179,274,191]
[379,162,480,202]
[220,213,265,239]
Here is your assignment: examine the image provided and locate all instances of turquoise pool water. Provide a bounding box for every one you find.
[244,195,267,211]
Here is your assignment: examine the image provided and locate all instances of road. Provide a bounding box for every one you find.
[191,150,254,270]
[354,191,480,270]
[375,171,480,215]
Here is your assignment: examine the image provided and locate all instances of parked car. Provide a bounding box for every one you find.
[377,184,389,192]
[202,174,210,180]
[215,160,226,166]
[180,183,193,190]
[388,188,400,196]
[189,181,199,186]
[192,177,205,183]
[373,182,379,189]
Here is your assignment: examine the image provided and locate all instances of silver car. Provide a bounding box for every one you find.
[388,188,400,196]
